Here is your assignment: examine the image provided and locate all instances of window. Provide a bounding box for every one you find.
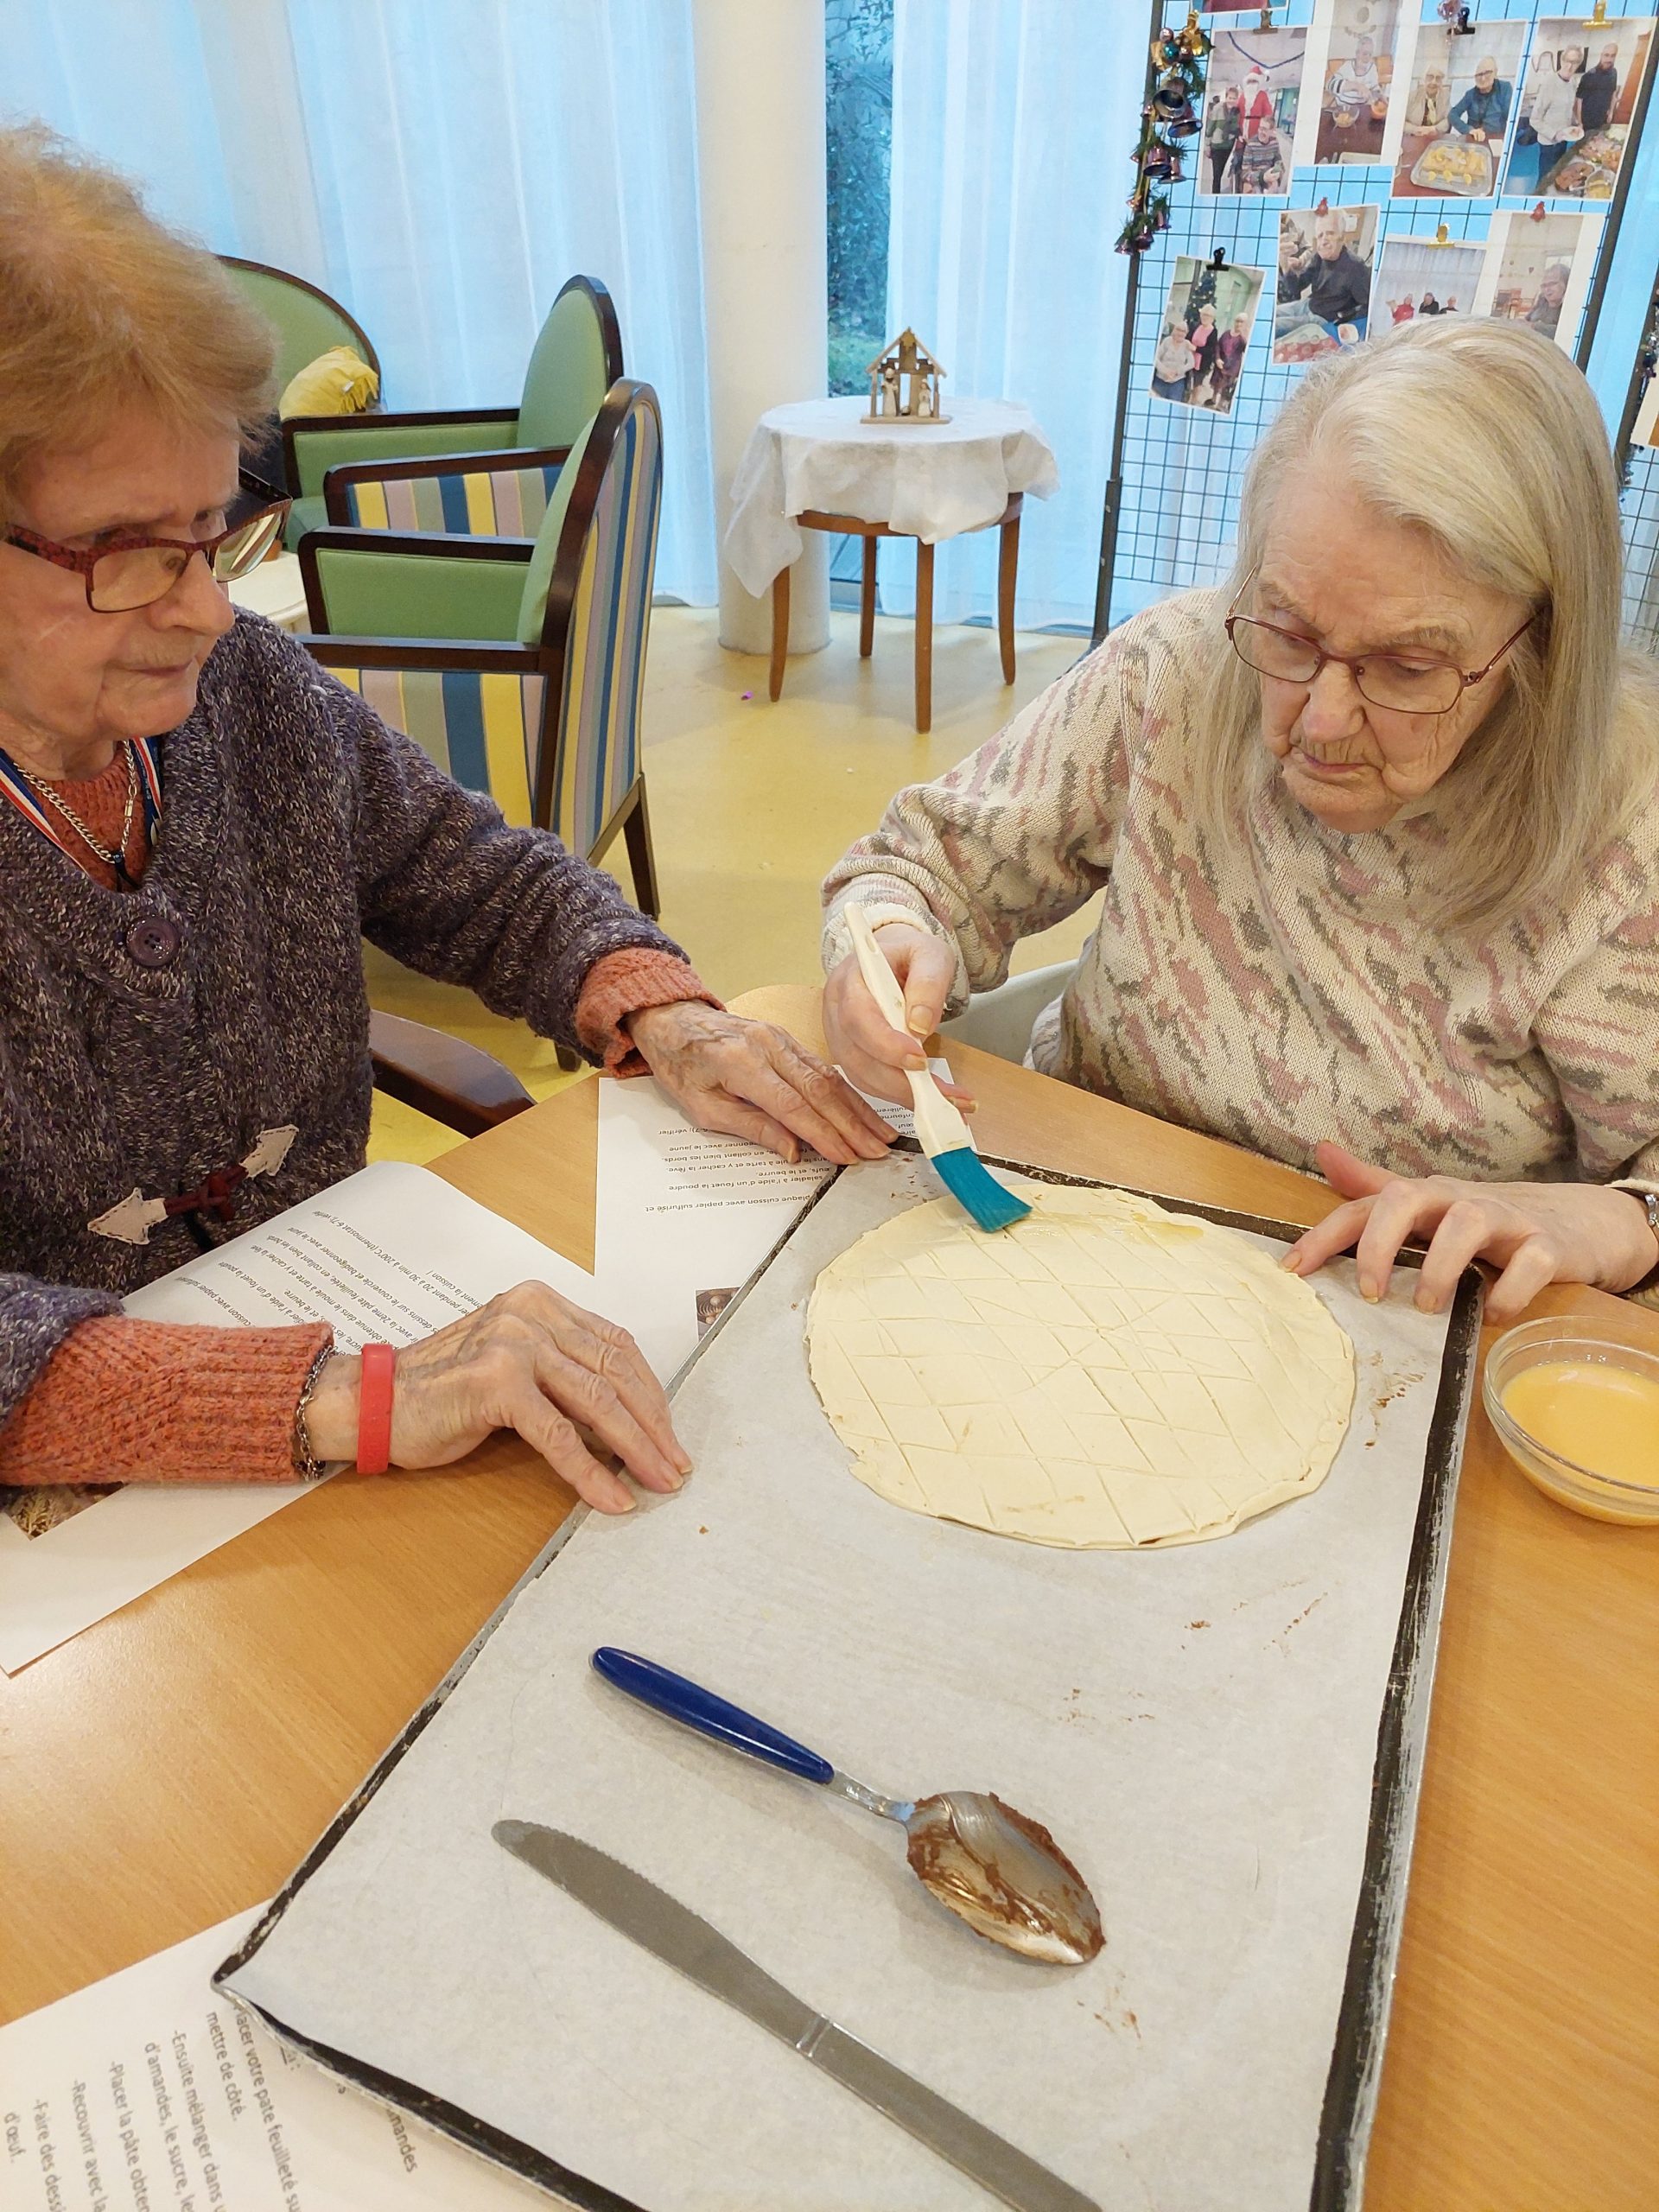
[826,0,893,397]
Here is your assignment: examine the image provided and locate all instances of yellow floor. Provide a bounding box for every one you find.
[366,605,1096,1166]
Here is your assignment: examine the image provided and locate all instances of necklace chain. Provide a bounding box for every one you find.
[16,741,139,874]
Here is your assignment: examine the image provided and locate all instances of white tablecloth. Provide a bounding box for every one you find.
[723,394,1058,597]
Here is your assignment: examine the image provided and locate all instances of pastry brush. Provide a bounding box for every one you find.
[845,905,1030,1233]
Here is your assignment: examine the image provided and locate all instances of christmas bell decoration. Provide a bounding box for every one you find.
[1142,136,1183,185]
[1154,84,1200,138]
[1117,11,1208,253]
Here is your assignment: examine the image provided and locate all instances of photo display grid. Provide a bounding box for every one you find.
[1111,0,1641,621]
[1620,443,1659,649]
[1618,301,1659,650]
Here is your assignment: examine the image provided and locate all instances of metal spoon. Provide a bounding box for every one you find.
[590,1648,1103,1967]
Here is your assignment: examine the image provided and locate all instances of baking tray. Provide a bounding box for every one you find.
[214,1154,1483,2212]
[1408,134,1496,195]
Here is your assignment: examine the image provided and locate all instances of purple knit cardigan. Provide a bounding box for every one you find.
[0,612,685,1429]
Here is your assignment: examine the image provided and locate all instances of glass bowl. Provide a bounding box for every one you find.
[1484,1314,1659,1525]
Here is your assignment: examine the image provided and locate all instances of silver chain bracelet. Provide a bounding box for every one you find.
[1617,1185,1659,1291]
[291,1343,336,1480]
[1636,1188,1659,1284]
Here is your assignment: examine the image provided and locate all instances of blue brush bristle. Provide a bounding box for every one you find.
[929,1145,1032,1232]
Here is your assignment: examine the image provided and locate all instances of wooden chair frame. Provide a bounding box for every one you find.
[318,435,574,525]
[368,1008,533,1136]
[770,493,1023,735]
[302,275,624,525]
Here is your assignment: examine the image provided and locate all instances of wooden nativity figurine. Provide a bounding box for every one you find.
[863,328,949,423]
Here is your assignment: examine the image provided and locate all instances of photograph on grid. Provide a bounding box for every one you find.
[1382,18,1529,199]
[1472,208,1602,350]
[1635,368,1659,449]
[1372,234,1485,329]
[1198,25,1308,198]
[1273,206,1378,365]
[1499,15,1655,200]
[1148,255,1267,418]
[1293,0,1408,168]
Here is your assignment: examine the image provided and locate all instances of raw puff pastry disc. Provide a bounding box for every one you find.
[805,1185,1355,1548]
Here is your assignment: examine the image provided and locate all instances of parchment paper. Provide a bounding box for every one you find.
[220,1158,1465,2212]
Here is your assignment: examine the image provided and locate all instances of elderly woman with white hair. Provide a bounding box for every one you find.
[823,318,1659,1320]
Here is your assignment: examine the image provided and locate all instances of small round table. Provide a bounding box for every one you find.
[724,395,1058,733]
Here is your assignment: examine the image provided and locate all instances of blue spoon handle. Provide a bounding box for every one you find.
[591,1648,834,1786]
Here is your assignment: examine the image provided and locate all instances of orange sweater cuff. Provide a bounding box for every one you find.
[0,1317,334,1484]
[574,948,721,1076]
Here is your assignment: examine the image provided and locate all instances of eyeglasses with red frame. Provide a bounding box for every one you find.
[0,469,292,613]
[1224,567,1535,716]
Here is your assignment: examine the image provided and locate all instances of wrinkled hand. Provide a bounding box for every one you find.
[305,1283,689,1511]
[625,1001,894,1166]
[1282,1141,1659,1322]
[822,921,977,1111]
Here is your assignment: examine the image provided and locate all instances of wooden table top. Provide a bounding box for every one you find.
[3,983,1655,2209]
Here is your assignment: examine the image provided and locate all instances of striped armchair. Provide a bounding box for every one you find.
[281,275,622,547]
[296,382,664,935]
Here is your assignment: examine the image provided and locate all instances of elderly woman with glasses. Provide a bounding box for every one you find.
[822,317,1659,1319]
[0,128,892,1503]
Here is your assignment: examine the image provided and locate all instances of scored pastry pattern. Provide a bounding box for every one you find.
[806,1187,1355,1549]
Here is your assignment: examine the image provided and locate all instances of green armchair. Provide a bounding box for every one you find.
[280,274,623,547]
[298,378,663,940]
[219,256,382,392]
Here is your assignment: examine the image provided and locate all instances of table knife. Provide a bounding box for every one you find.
[492,1820,1100,2212]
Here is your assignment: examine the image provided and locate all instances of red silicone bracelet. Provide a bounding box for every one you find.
[356,1342,397,1475]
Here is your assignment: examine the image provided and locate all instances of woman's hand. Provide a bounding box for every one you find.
[623,1001,895,1166]
[822,920,977,1111]
[1283,1141,1659,1322]
[303,1283,690,1511]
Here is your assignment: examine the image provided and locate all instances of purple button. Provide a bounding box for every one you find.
[124,917,181,969]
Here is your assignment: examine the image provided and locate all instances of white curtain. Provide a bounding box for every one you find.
[884,0,1147,630]
[0,0,717,604]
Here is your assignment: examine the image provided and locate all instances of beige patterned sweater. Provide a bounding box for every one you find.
[823,589,1659,1237]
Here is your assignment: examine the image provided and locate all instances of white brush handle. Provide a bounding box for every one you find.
[845,906,973,1156]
